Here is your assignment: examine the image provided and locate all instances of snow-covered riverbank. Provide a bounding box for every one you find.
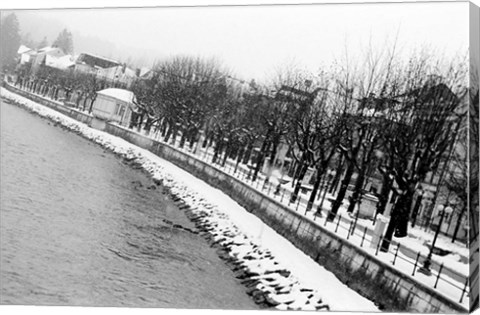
[1,87,379,312]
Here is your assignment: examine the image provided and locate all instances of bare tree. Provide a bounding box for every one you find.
[328,46,398,221]
[379,53,467,251]
[152,56,229,148]
[278,70,347,211]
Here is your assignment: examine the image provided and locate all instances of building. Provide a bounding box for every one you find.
[97,64,137,88]
[30,46,66,73]
[44,54,76,71]
[137,67,154,80]
[74,53,121,76]
[352,81,469,239]
[17,45,36,65]
[91,88,137,127]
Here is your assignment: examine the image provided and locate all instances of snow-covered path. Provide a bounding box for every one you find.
[1,87,379,312]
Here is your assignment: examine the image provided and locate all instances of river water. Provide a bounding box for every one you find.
[0,99,257,309]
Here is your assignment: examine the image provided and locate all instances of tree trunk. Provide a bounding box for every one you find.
[329,154,344,193]
[203,133,210,148]
[145,117,153,135]
[137,113,144,132]
[252,138,270,182]
[161,121,168,138]
[291,159,304,188]
[376,173,393,216]
[306,168,325,212]
[381,190,414,251]
[243,143,253,165]
[212,139,223,164]
[290,162,308,203]
[328,161,355,221]
[207,135,214,148]
[170,127,177,146]
[129,112,137,129]
[318,176,329,213]
[164,125,173,143]
[76,94,83,108]
[82,96,89,111]
[179,131,187,149]
[222,141,230,167]
[269,136,280,168]
[380,211,397,252]
[346,169,366,213]
[189,130,197,150]
[234,147,245,173]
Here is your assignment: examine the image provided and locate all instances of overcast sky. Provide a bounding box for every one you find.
[5,1,470,81]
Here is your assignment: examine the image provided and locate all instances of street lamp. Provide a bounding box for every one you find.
[418,204,453,276]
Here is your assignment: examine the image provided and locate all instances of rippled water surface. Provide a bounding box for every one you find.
[0,100,257,309]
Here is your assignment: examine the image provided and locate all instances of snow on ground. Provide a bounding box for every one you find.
[124,120,470,307]
[1,87,379,312]
[194,147,470,272]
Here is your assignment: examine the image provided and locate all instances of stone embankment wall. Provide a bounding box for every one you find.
[104,123,466,313]
[2,83,467,313]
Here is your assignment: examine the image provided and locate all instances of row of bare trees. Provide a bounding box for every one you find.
[13,49,474,249]
[15,61,127,112]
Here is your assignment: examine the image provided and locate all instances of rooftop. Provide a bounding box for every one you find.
[45,55,76,70]
[17,45,32,54]
[97,88,136,103]
[76,53,120,69]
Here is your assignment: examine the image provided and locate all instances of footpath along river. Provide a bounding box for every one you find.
[0,98,258,309]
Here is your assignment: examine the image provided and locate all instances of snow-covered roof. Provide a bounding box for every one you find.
[124,67,137,77]
[139,67,151,78]
[97,88,136,103]
[45,55,76,70]
[37,46,65,57]
[17,45,32,54]
[38,46,55,52]
[76,53,120,69]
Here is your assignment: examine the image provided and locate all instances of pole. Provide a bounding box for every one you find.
[434,264,444,288]
[360,226,368,247]
[335,215,342,233]
[412,252,421,276]
[375,236,382,255]
[392,243,401,265]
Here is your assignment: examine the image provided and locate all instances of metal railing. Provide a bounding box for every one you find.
[136,126,470,307]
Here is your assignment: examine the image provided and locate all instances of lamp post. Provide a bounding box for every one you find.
[418,204,453,276]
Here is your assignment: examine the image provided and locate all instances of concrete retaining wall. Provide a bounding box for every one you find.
[3,83,467,313]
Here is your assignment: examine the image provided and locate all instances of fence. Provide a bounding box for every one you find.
[192,144,470,306]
